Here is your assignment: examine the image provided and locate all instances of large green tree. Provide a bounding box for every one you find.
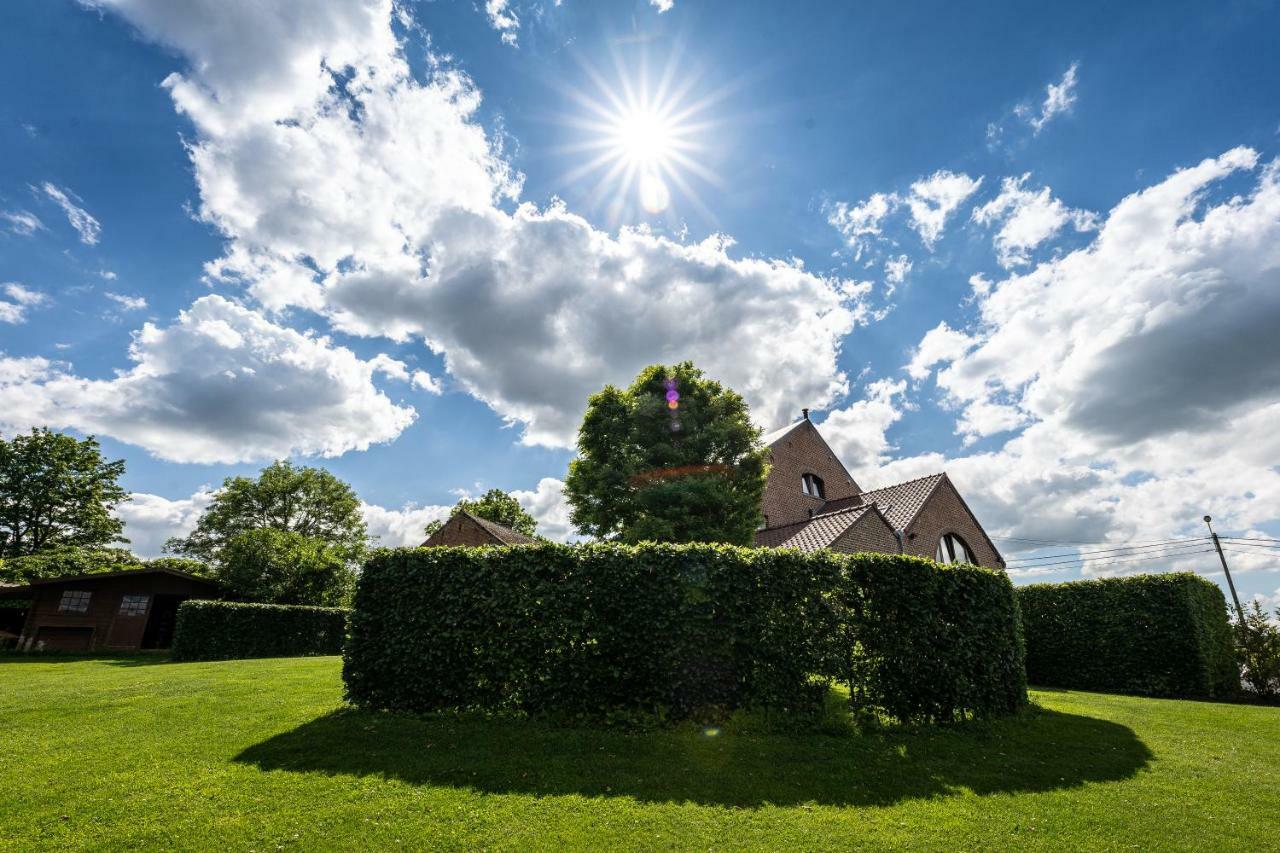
[564,362,768,545]
[166,461,368,564]
[423,488,538,538]
[214,528,355,607]
[0,428,129,558]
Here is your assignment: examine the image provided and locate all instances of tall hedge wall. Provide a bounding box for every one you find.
[1017,573,1237,698]
[171,600,348,661]
[343,543,1026,723]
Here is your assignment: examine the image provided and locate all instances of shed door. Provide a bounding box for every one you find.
[35,626,94,651]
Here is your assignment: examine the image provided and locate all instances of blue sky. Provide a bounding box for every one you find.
[2,0,1279,602]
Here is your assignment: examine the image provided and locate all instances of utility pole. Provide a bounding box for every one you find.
[1204,515,1245,625]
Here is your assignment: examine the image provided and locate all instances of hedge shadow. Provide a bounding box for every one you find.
[236,703,1151,808]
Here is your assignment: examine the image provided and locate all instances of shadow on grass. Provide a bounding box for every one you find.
[0,652,171,666]
[235,704,1152,807]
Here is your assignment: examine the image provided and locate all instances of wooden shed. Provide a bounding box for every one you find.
[0,567,218,652]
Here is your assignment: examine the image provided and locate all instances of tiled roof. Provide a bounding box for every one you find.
[760,419,805,447]
[858,473,946,532]
[753,503,877,551]
[464,512,538,545]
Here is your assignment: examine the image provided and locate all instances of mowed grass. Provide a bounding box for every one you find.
[0,657,1276,851]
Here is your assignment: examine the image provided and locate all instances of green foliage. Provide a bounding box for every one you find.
[1017,573,1238,698]
[0,545,141,585]
[344,543,1026,724]
[564,362,768,546]
[142,556,213,578]
[215,528,355,607]
[166,460,368,564]
[1234,600,1280,701]
[424,488,538,539]
[171,600,347,661]
[0,427,129,557]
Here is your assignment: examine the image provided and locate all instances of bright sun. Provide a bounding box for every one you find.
[558,58,723,222]
[611,108,678,168]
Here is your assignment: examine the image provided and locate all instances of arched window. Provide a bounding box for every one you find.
[801,473,825,499]
[936,533,974,565]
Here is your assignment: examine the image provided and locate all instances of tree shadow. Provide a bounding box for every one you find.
[0,652,172,666]
[235,704,1152,808]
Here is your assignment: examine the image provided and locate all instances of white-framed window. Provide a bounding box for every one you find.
[936,533,975,565]
[119,595,150,616]
[801,473,826,499]
[58,590,92,614]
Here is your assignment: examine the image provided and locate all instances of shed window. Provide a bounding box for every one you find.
[119,595,150,616]
[801,473,826,499]
[936,533,975,565]
[58,590,92,614]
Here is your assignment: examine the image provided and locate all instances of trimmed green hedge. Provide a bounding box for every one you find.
[171,600,348,661]
[343,543,1026,723]
[1017,573,1237,698]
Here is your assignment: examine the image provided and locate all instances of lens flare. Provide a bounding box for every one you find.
[556,49,730,227]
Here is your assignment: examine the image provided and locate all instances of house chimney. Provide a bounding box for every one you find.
[802,407,810,421]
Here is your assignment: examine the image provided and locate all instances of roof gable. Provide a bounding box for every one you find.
[859,473,946,531]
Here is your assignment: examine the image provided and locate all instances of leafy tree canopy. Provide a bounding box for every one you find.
[0,547,212,586]
[563,362,767,545]
[215,528,355,607]
[0,428,129,558]
[166,461,368,564]
[423,488,538,539]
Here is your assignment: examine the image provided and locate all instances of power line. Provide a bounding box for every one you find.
[1004,546,1217,572]
[994,534,1205,547]
[1221,536,1280,545]
[1005,537,1211,564]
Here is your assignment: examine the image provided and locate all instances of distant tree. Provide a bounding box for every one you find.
[1236,601,1280,701]
[215,528,355,607]
[166,461,368,564]
[564,362,768,545]
[423,488,538,539]
[0,428,129,558]
[0,546,140,585]
[143,556,213,578]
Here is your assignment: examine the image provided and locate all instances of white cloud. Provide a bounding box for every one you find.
[99,270,118,280]
[360,500,451,547]
[92,0,869,450]
[485,0,519,45]
[105,292,148,311]
[827,192,894,257]
[0,295,417,463]
[650,0,675,11]
[115,489,215,558]
[1021,62,1080,134]
[972,174,1098,267]
[1,210,44,236]
[411,370,442,394]
[883,254,912,296]
[0,283,48,324]
[818,379,907,482]
[511,476,577,542]
[904,171,982,248]
[40,182,101,245]
[885,147,1280,574]
[906,322,972,381]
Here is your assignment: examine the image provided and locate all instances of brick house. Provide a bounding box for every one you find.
[421,511,537,547]
[753,413,1004,569]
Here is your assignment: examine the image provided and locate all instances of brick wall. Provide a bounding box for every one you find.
[900,479,1003,568]
[831,511,900,555]
[422,514,498,547]
[761,421,861,528]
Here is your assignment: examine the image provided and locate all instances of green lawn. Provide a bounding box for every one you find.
[1,657,1275,851]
